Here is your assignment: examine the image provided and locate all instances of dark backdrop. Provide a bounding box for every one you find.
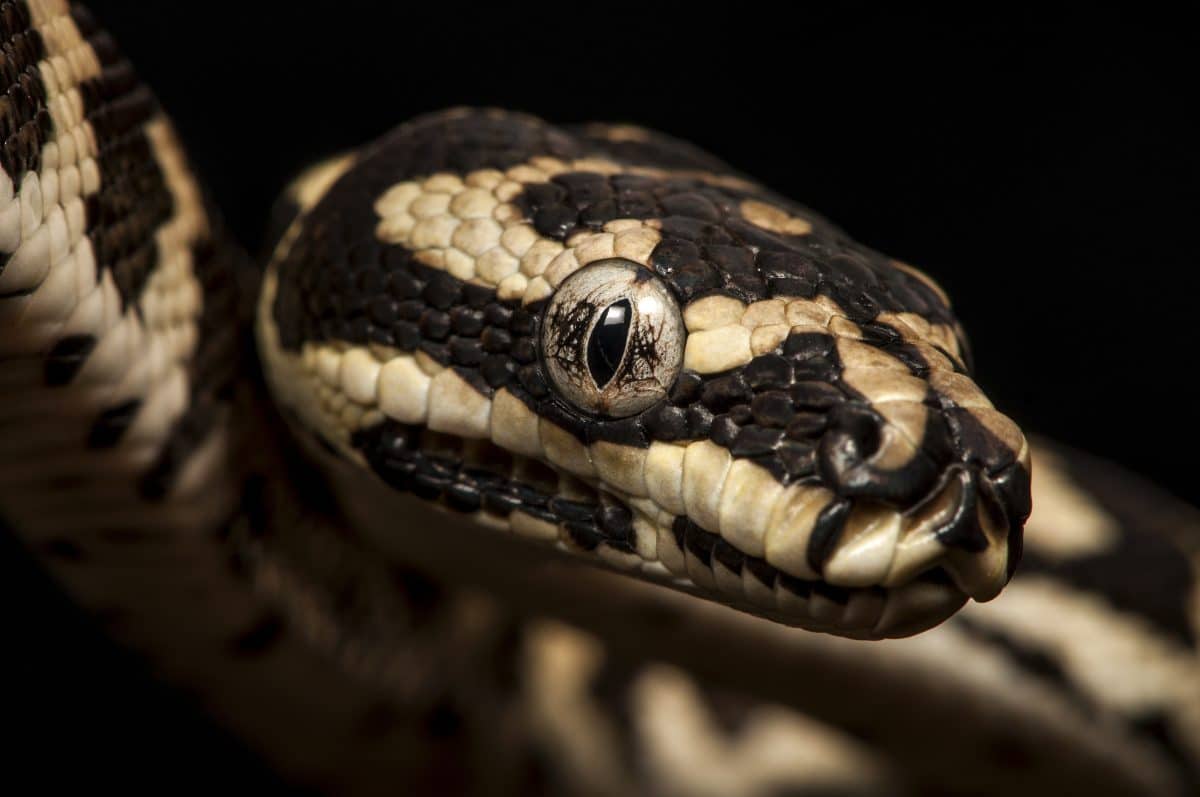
[7,3,1197,791]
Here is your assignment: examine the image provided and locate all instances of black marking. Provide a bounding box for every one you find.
[70,5,174,308]
[42,537,84,561]
[683,521,717,567]
[778,573,812,598]
[1024,531,1196,649]
[700,372,752,413]
[818,400,940,506]
[1129,712,1200,793]
[954,616,1097,718]
[813,580,851,605]
[670,515,689,554]
[749,391,793,428]
[273,110,587,351]
[988,461,1032,578]
[641,402,688,441]
[567,123,736,173]
[95,529,156,547]
[272,108,963,364]
[806,499,852,574]
[684,403,714,440]
[597,502,634,543]
[585,652,642,774]
[944,406,1023,476]
[1021,448,1197,648]
[0,1,50,192]
[143,229,258,500]
[43,335,97,386]
[730,425,784,457]
[509,160,961,334]
[86,399,140,449]
[929,467,990,554]
[564,521,604,551]
[710,414,739,447]
[786,410,828,439]
[0,281,36,298]
[712,536,745,574]
[744,556,777,588]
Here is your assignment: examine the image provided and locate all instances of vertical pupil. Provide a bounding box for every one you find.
[586,299,632,389]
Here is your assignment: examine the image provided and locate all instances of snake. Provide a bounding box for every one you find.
[2,3,1198,795]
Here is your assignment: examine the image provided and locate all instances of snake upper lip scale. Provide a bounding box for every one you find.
[257,109,1032,639]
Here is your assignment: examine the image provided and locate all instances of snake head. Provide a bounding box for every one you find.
[260,109,1031,640]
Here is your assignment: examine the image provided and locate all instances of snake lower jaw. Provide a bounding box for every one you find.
[673,563,971,640]
[289,426,965,639]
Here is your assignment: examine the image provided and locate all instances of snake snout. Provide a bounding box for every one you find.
[628,329,1031,637]
[920,410,1033,590]
[809,388,1030,604]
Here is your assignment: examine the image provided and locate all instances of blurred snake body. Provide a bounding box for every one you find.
[2,4,1198,795]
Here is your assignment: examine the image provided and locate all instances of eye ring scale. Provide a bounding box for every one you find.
[540,260,685,418]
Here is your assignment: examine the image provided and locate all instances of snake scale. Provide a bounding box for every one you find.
[2,3,1198,795]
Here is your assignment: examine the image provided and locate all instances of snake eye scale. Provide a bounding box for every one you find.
[2,4,1197,796]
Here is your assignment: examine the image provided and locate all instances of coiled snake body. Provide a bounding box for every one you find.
[2,4,1198,795]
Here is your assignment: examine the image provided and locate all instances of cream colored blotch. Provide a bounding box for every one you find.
[716,459,782,558]
[426,369,492,439]
[644,442,687,517]
[489,388,544,459]
[377,355,432,424]
[681,441,732,534]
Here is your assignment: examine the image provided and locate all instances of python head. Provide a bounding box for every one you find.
[258,109,1032,640]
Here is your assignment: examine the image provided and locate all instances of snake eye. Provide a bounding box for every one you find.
[541,259,685,418]
[587,299,632,388]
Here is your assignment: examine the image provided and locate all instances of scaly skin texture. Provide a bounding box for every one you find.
[259,109,1031,639]
[2,4,1198,796]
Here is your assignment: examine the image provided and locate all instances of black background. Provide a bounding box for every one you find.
[7,3,1197,791]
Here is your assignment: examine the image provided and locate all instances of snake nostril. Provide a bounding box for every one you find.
[816,404,880,494]
[822,403,883,466]
[816,403,938,504]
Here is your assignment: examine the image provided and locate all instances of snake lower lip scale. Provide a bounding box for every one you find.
[4,4,1197,796]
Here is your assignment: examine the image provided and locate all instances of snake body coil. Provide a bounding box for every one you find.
[2,4,1198,796]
